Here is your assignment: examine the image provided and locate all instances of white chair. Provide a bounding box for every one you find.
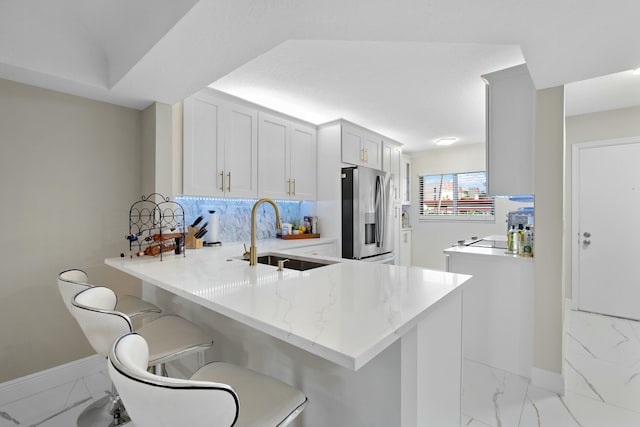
[71,286,214,427]
[58,269,161,319]
[109,332,307,427]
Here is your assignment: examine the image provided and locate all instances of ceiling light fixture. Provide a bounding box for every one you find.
[435,137,458,146]
[633,68,640,76]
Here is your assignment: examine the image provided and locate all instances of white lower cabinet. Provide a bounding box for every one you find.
[285,241,337,257]
[399,228,412,266]
[258,112,317,200]
[445,250,533,378]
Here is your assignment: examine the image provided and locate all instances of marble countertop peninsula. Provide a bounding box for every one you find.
[106,239,471,371]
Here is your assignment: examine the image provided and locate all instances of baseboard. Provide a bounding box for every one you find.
[531,367,565,395]
[0,354,105,406]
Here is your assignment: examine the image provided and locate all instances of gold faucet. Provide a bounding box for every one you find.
[248,198,282,266]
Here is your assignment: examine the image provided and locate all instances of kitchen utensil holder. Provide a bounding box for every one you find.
[184,226,203,249]
[128,193,186,260]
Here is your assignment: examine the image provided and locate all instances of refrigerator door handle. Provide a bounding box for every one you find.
[375,175,385,247]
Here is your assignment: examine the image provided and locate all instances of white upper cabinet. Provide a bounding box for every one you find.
[223,103,259,198]
[183,91,258,198]
[258,113,289,199]
[341,122,382,170]
[289,123,317,200]
[183,92,224,197]
[482,63,536,196]
[400,155,412,205]
[258,112,317,200]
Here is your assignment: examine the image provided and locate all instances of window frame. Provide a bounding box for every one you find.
[418,170,495,222]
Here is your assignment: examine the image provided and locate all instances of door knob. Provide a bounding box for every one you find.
[583,239,591,246]
[583,232,591,238]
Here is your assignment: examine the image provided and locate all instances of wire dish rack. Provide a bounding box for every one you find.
[127,193,186,260]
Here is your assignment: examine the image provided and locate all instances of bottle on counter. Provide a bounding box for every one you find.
[507,225,519,254]
[521,226,534,256]
[517,224,525,255]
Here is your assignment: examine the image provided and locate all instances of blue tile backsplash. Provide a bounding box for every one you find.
[175,197,312,243]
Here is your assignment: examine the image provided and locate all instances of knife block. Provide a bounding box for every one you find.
[184,226,203,249]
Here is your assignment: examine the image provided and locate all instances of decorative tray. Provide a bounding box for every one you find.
[276,233,320,240]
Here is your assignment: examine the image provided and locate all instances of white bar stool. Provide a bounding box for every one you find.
[58,269,161,319]
[70,286,214,427]
[109,332,308,427]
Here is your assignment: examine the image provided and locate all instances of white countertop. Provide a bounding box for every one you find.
[106,239,471,371]
[444,234,534,261]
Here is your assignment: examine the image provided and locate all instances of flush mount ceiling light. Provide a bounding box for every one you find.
[633,68,640,76]
[435,137,458,146]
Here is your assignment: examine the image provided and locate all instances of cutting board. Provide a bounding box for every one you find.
[276,233,320,240]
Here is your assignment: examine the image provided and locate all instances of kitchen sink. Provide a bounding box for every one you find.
[239,252,338,271]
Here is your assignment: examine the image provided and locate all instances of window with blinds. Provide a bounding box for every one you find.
[419,171,495,220]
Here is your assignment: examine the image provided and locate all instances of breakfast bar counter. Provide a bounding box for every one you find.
[106,240,472,426]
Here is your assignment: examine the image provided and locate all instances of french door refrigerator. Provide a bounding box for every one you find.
[341,166,395,263]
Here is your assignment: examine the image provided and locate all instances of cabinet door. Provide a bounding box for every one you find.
[401,155,412,205]
[223,103,258,198]
[342,123,383,170]
[258,113,289,199]
[390,144,401,203]
[341,124,365,166]
[290,124,317,200]
[382,141,401,202]
[363,133,382,170]
[483,64,535,196]
[183,93,224,197]
[285,242,337,257]
[399,229,412,266]
[382,143,392,173]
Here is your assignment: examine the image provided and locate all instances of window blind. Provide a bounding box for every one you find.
[419,171,495,219]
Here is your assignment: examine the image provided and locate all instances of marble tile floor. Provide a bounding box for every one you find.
[2,307,640,427]
[463,308,640,427]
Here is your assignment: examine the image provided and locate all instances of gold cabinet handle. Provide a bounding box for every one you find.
[292,178,296,196]
[362,148,366,162]
[287,178,291,195]
[365,148,369,163]
[220,171,225,192]
[227,172,231,192]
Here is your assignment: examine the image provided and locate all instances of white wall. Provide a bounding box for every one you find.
[533,87,565,376]
[0,79,143,382]
[409,143,531,271]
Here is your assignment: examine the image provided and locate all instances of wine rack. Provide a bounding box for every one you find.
[127,193,186,260]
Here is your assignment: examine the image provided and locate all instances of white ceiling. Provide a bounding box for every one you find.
[209,41,525,151]
[2,0,640,152]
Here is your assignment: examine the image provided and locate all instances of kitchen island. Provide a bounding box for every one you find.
[107,239,471,427]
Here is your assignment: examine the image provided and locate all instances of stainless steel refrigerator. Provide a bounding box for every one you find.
[341,166,395,263]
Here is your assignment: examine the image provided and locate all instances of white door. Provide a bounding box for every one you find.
[573,138,640,320]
